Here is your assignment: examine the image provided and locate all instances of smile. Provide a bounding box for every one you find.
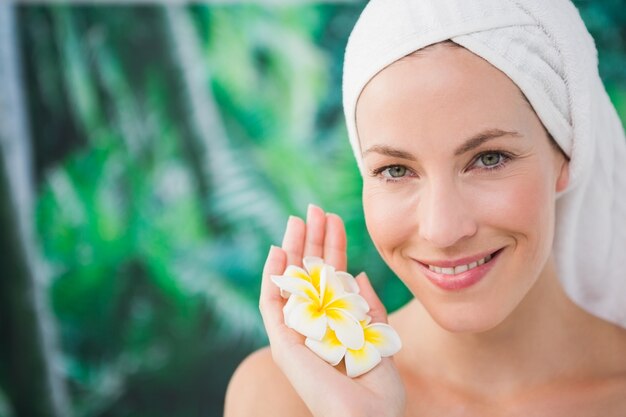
[427,253,492,275]
[414,248,504,291]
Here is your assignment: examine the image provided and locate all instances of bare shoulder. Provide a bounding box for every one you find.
[224,346,311,417]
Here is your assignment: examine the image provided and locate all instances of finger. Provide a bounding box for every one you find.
[304,204,326,259]
[259,245,288,334]
[355,272,388,324]
[281,215,306,267]
[323,213,347,271]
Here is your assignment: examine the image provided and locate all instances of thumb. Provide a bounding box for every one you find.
[355,272,388,324]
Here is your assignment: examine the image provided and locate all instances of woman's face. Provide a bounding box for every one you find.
[357,44,569,333]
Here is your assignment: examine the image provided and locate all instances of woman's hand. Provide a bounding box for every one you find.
[259,204,406,417]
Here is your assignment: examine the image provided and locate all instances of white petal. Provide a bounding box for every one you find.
[326,309,364,350]
[364,323,402,357]
[319,268,347,306]
[280,266,313,297]
[283,294,305,321]
[304,329,347,366]
[303,256,324,274]
[284,265,312,282]
[318,264,336,302]
[271,275,318,300]
[335,271,360,294]
[345,342,382,378]
[325,268,348,296]
[284,300,327,341]
[306,259,329,295]
[326,293,369,321]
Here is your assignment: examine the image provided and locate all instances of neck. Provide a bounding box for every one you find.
[396,257,606,397]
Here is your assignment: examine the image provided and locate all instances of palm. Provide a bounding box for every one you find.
[259,205,406,417]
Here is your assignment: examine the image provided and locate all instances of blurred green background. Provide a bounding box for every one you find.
[0,2,625,417]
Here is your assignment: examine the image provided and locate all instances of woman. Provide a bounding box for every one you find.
[225,0,626,415]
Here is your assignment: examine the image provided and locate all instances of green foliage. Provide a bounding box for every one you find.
[15,2,626,417]
[20,4,398,417]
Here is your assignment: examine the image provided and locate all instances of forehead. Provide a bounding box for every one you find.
[355,44,532,148]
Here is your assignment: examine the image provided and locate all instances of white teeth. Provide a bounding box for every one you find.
[454,264,468,274]
[428,253,494,275]
[428,265,443,274]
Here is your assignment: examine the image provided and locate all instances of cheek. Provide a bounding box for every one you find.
[471,170,555,261]
[362,184,417,259]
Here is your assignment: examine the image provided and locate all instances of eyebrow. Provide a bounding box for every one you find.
[363,145,417,161]
[453,128,521,156]
[363,128,521,160]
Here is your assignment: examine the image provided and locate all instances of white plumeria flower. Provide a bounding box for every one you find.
[281,257,360,295]
[344,317,402,378]
[304,327,346,366]
[272,256,402,378]
[305,317,402,378]
[271,257,369,349]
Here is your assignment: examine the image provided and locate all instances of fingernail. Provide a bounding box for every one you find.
[286,215,303,226]
[309,203,324,220]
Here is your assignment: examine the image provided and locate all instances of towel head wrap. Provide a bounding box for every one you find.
[343,0,626,328]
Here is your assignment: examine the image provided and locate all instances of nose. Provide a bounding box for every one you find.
[418,179,478,248]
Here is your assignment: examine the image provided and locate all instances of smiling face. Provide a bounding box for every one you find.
[356,43,569,333]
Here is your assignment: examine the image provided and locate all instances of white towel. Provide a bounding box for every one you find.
[343,0,626,328]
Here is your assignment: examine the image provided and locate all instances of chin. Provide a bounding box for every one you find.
[420,297,513,334]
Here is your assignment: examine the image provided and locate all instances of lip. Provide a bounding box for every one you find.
[413,248,504,291]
